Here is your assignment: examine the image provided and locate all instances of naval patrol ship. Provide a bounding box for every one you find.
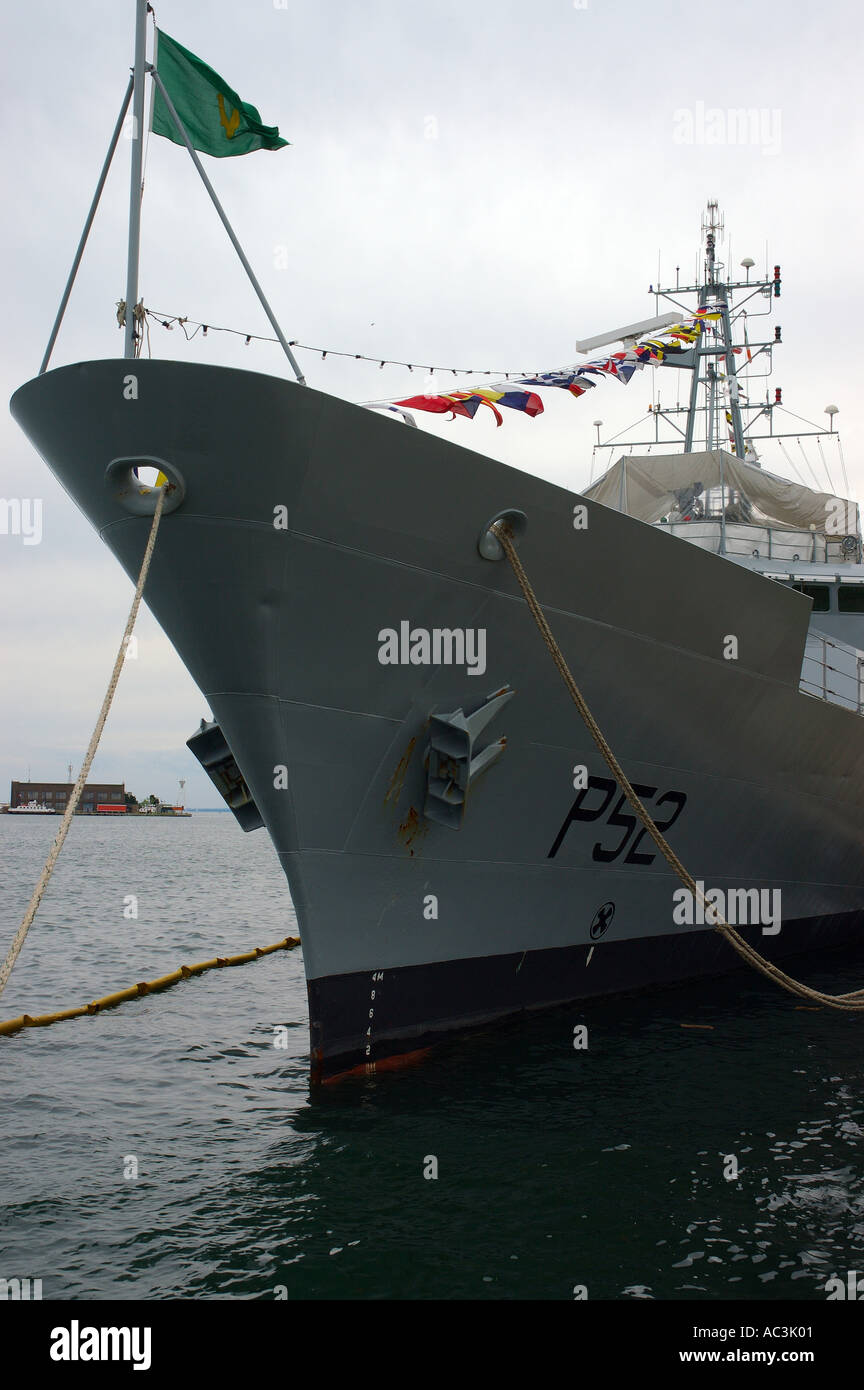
[10,11,864,1081]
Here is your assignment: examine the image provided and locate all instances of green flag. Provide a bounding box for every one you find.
[151,29,289,157]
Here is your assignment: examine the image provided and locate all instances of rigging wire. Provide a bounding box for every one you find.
[816,436,838,496]
[141,7,155,182]
[797,438,824,492]
[589,410,664,482]
[778,439,808,487]
[776,404,833,433]
[593,411,658,448]
[837,436,851,499]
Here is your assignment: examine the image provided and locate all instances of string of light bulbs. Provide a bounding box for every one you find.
[140,306,549,378]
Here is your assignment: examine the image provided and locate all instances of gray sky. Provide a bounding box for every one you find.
[2,0,862,807]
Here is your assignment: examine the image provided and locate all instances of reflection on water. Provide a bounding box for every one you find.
[0,815,862,1299]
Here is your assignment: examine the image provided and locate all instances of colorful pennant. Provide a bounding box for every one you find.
[390,313,721,428]
[394,385,543,428]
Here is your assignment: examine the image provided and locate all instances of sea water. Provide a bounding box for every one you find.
[1,814,862,1300]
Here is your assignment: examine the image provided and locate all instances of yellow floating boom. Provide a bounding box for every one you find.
[0,936,301,1037]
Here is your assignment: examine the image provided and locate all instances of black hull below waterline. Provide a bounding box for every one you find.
[308,909,864,1081]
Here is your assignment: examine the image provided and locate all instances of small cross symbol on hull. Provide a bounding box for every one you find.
[590,901,616,940]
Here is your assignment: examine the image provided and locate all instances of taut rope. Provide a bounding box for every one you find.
[0,489,166,999]
[492,520,864,1011]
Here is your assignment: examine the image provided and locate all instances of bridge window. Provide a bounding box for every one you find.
[838,586,864,613]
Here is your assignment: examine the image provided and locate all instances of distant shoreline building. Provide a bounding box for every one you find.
[9,781,126,813]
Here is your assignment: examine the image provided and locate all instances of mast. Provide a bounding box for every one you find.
[592,201,814,463]
[124,0,149,358]
[586,203,856,556]
[681,203,745,459]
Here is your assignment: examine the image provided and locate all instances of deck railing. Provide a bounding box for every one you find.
[800,632,864,713]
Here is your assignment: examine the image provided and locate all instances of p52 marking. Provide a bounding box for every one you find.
[548,774,687,864]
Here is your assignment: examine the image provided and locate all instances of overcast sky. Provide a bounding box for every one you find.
[2,0,862,808]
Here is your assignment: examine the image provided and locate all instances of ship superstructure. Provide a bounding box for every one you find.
[586,202,864,713]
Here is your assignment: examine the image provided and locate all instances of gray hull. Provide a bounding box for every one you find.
[11,360,864,1078]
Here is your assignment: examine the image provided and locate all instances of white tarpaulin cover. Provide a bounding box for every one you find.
[584,450,858,534]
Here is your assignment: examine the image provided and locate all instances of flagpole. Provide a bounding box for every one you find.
[149,68,307,385]
[124,0,149,358]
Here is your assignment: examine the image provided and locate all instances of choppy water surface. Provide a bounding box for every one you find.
[1,814,863,1300]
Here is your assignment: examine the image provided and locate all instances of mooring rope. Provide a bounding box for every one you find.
[0,937,301,1037]
[492,520,864,1011]
[0,488,167,1000]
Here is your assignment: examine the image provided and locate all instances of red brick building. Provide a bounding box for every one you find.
[10,781,126,813]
